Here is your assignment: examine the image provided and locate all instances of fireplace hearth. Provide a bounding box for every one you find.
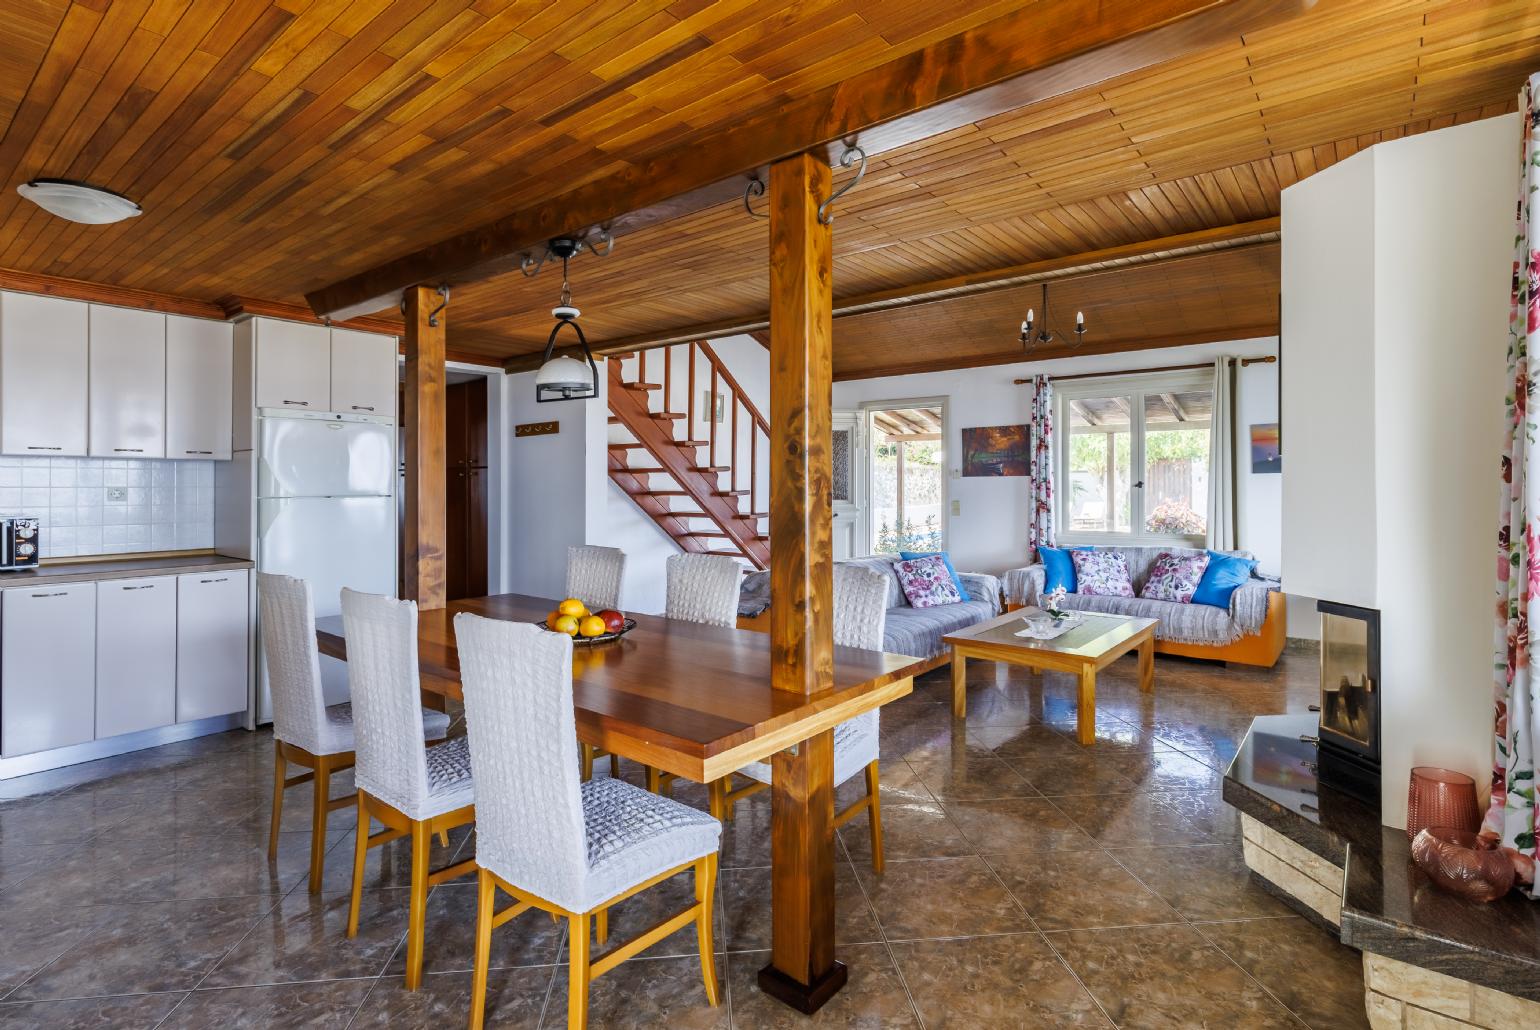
[1315,600,1381,803]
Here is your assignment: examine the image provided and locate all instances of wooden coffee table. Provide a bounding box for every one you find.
[943,608,1157,745]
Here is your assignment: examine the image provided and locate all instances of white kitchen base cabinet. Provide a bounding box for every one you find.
[96,576,177,739]
[1,583,97,757]
[176,570,249,722]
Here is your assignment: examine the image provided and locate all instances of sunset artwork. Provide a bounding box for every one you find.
[1251,423,1281,473]
[961,424,1031,477]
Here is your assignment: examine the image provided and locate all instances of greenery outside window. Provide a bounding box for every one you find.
[1056,371,1212,547]
[864,400,946,554]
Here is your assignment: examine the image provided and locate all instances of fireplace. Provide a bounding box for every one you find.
[1315,600,1381,804]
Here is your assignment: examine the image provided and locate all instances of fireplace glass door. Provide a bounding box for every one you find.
[1318,602,1380,761]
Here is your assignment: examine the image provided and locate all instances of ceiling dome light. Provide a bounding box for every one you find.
[16,178,141,224]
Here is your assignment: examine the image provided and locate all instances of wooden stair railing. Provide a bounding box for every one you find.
[606,342,770,569]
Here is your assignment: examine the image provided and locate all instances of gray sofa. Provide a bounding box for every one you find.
[1003,545,1277,646]
[739,555,1001,660]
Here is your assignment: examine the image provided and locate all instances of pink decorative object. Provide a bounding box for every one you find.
[1410,827,1516,903]
[893,555,963,609]
[1407,767,1481,840]
[1069,549,1135,597]
[1139,551,1210,603]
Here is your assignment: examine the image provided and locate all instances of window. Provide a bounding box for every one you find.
[1056,371,1213,545]
[864,400,946,554]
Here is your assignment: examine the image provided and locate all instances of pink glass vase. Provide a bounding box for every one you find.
[1406,767,1480,840]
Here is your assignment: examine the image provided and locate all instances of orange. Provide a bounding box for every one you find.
[553,614,580,636]
[558,598,588,618]
[545,611,563,631]
[579,615,607,638]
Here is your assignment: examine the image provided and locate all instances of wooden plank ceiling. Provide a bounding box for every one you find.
[0,0,1536,377]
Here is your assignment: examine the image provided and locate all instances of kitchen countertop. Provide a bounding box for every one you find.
[0,553,254,587]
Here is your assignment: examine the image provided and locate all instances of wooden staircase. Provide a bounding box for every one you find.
[607,342,770,569]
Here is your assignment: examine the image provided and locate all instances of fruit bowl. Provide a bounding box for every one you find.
[536,617,637,645]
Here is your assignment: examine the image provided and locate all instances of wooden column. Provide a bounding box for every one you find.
[761,150,844,1012]
[402,285,447,611]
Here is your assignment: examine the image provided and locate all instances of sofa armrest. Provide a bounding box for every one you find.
[958,573,1002,614]
[1002,565,1045,608]
[1228,579,1277,635]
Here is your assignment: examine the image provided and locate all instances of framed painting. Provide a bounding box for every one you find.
[1250,422,1281,474]
[961,424,1031,477]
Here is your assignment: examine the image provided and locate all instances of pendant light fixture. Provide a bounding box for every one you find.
[535,237,599,403]
[1019,282,1086,350]
[16,178,141,224]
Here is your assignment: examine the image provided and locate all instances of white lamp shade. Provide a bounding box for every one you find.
[536,354,592,390]
[16,180,141,224]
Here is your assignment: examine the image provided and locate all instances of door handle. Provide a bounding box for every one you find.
[283,400,310,406]
[26,445,61,451]
[351,405,375,411]
[1132,480,1144,489]
[114,448,144,453]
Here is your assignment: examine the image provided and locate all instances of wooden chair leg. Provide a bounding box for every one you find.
[567,912,591,1030]
[595,907,608,946]
[346,794,369,938]
[468,867,496,1030]
[865,760,885,876]
[437,829,449,847]
[308,758,331,894]
[707,778,728,821]
[644,766,661,794]
[695,853,720,1006]
[608,753,620,778]
[405,820,431,990]
[268,740,286,860]
[580,743,594,781]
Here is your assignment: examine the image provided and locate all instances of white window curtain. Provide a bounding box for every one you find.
[1205,357,1238,550]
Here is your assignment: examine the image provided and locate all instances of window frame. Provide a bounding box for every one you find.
[858,395,949,556]
[1054,370,1213,549]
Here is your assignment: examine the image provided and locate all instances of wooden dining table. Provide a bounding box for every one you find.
[316,592,927,1011]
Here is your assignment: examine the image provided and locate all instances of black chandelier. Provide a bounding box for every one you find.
[534,237,600,403]
[1019,283,1086,350]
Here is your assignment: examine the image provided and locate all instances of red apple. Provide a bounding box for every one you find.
[598,609,626,633]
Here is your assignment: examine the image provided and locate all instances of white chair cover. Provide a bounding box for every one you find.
[258,572,341,755]
[737,564,887,786]
[566,545,626,611]
[664,553,741,627]
[454,613,720,913]
[340,589,471,821]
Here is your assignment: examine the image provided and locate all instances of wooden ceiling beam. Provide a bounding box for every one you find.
[502,219,1279,372]
[308,0,1310,321]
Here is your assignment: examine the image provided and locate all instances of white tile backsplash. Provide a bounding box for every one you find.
[5,457,215,558]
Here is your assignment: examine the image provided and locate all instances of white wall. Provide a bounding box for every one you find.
[1281,114,1515,826]
[832,337,1279,577]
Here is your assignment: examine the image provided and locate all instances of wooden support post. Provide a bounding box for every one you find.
[761,149,843,1013]
[402,285,447,611]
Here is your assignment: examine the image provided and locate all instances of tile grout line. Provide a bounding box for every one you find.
[837,829,929,1030]
[1187,918,1315,1028]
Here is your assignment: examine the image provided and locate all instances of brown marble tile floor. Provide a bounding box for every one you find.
[0,649,1368,1028]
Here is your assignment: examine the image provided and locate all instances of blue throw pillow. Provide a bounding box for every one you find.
[1191,550,1257,609]
[899,550,967,599]
[1038,545,1091,594]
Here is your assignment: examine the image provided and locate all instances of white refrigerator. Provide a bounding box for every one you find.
[255,410,396,722]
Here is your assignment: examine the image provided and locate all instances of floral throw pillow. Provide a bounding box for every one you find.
[894,555,963,608]
[1139,551,1210,604]
[1070,549,1135,598]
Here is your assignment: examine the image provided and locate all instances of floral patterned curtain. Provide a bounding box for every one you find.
[1027,375,1054,559]
[1486,74,1540,898]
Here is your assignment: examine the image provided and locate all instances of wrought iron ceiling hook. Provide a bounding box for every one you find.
[818,143,866,225]
[519,247,547,278]
[427,284,450,327]
[587,226,615,257]
[743,175,768,219]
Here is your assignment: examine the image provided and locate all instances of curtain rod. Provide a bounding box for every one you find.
[1013,354,1274,385]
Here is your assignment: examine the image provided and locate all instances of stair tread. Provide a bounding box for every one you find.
[630,489,689,497]
[691,466,730,473]
[650,412,686,421]
[674,440,709,447]
[677,531,731,538]
[623,382,662,391]
[651,512,708,520]
[620,467,666,474]
[706,549,747,556]
[733,512,769,519]
[713,489,749,496]
[607,442,646,449]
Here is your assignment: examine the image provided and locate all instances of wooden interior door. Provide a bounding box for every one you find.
[445,377,489,600]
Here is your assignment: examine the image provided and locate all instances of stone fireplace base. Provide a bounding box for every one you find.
[1225,716,1540,1028]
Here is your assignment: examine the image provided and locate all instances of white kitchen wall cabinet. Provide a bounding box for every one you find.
[329,328,397,417]
[0,291,88,456]
[0,582,96,756]
[89,304,167,458]
[166,315,233,460]
[176,569,249,722]
[253,318,329,411]
[95,576,177,739]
